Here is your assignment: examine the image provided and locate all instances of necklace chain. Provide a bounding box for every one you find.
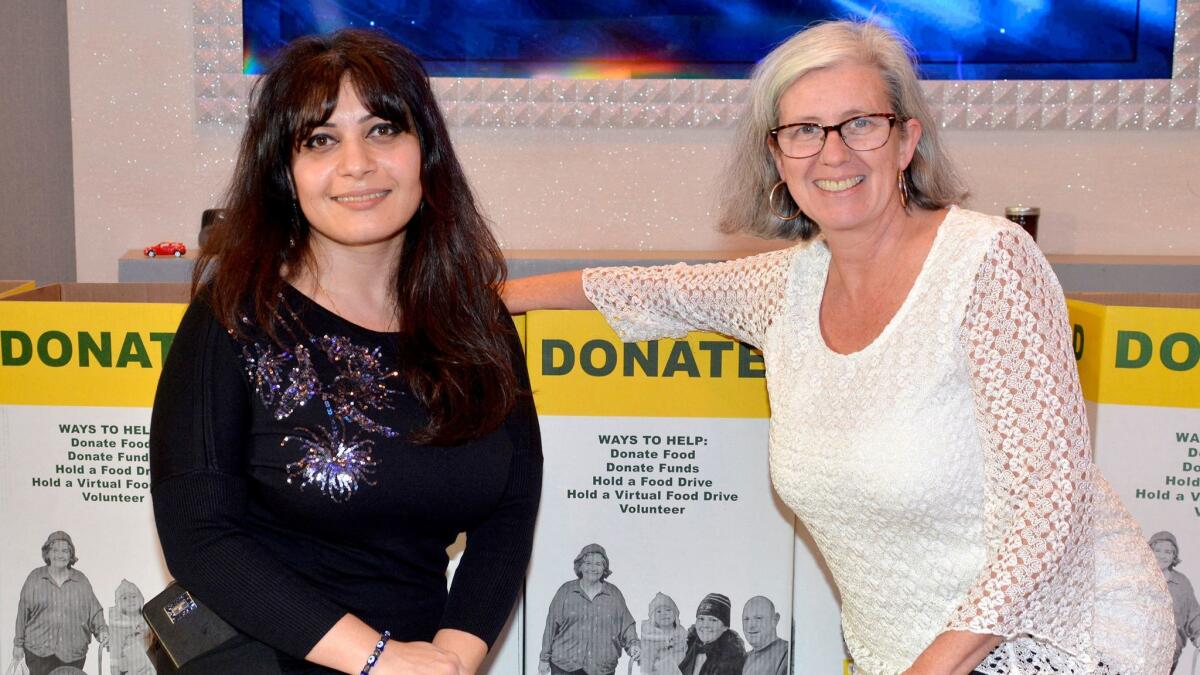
[315,278,400,332]
[315,279,345,319]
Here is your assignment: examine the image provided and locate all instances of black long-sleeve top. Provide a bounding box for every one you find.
[149,287,541,670]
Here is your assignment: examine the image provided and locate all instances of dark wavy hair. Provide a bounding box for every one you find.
[194,29,519,445]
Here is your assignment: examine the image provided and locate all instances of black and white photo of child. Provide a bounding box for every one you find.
[638,593,687,675]
[106,579,154,675]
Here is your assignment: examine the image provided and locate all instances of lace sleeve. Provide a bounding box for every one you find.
[946,228,1096,647]
[580,246,797,347]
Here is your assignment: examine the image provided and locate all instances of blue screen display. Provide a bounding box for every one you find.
[243,1,1177,80]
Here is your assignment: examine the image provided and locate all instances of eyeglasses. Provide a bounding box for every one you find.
[769,113,899,159]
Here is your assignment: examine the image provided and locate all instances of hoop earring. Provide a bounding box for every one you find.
[897,170,911,210]
[768,180,802,221]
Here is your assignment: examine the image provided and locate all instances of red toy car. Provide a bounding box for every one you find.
[144,241,187,257]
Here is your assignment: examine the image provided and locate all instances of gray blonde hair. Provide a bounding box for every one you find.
[719,20,968,240]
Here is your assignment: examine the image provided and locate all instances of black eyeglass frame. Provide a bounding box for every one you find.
[769,113,900,159]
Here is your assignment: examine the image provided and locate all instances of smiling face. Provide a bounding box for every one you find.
[741,597,779,649]
[770,60,920,236]
[46,541,72,569]
[694,615,726,644]
[652,603,676,629]
[118,589,141,614]
[578,552,606,583]
[291,77,423,259]
[1152,540,1177,572]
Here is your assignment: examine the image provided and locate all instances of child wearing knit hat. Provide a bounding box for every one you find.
[107,580,154,675]
[639,593,688,675]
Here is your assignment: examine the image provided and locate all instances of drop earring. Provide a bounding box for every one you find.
[897,170,911,210]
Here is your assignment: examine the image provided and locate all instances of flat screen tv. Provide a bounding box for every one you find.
[243,1,1177,80]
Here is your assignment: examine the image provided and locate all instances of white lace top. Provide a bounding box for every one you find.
[581,207,1174,675]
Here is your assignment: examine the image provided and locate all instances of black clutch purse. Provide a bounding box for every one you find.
[143,581,240,669]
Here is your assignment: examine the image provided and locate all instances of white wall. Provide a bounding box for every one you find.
[67,1,1200,283]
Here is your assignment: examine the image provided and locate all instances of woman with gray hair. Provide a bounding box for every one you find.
[539,544,641,675]
[1149,531,1200,672]
[506,20,1173,675]
[12,531,109,675]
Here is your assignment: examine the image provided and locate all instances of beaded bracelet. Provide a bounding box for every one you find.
[360,630,391,675]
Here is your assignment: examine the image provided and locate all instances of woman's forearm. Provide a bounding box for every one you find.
[502,271,591,314]
[307,615,466,675]
[903,630,1002,675]
[306,614,393,673]
[433,628,487,674]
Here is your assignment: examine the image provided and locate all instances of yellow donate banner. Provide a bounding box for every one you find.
[1067,297,1200,408]
[525,310,769,418]
[0,301,186,407]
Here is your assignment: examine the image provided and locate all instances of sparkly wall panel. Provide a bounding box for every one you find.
[67,1,1200,283]
[196,0,1200,131]
[240,2,1177,81]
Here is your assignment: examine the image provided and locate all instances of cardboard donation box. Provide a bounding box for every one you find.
[1,289,861,674]
[1067,293,1200,675]
[521,310,845,675]
[0,281,35,299]
[0,284,188,675]
[0,284,525,675]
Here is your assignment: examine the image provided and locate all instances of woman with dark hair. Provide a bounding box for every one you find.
[149,29,541,675]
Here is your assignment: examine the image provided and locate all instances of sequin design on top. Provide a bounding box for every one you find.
[243,342,319,420]
[238,313,400,502]
[317,335,399,438]
[282,403,378,503]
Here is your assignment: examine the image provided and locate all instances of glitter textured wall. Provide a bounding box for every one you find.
[69,0,1200,282]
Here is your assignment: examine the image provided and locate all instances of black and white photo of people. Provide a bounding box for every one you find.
[1150,530,1200,673]
[9,530,156,675]
[539,543,789,675]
